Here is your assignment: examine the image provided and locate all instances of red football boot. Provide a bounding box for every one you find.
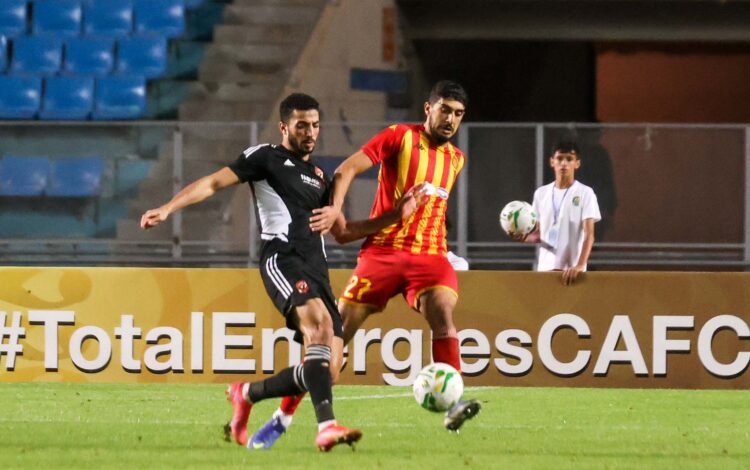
[315,423,362,452]
[224,382,252,446]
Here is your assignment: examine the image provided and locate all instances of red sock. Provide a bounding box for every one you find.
[432,336,461,372]
[280,393,306,415]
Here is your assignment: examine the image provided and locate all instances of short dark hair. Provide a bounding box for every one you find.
[552,140,580,156]
[279,93,319,122]
[428,80,468,108]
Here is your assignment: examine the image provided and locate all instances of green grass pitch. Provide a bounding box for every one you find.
[0,383,748,469]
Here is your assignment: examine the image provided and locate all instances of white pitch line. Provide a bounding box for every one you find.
[335,386,492,401]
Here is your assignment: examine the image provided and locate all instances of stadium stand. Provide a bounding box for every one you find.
[83,0,133,38]
[0,155,49,196]
[32,0,82,36]
[92,75,146,120]
[116,36,167,79]
[63,36,115,76]
[10,34,63,75]
[0,75,41,118]
[47,156,104,197]
[133,0,185,38]
[0,0,28,37]
[39,76,94,120]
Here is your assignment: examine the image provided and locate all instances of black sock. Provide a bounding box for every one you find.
[247,364,306,404]
[302,344,335,424]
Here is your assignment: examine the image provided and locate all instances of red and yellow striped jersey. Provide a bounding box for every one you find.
[360,123,466,255]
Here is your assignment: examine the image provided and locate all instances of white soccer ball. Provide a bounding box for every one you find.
[499,200,537,236]
[412,362,464,412]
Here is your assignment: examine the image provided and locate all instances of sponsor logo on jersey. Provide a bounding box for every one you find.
[295,279,309,294]
[284,159,295,167]
[573,196,580,206]
[436,187,449,200]
[314,166,324,180]
[300,174,322,189]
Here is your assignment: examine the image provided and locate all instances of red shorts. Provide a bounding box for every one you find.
[339,246,458,311]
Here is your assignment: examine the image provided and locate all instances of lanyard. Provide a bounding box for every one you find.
[551,184,572,225]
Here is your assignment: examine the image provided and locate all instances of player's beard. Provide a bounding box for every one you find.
[428,119,455,145]
[288,135,316,158]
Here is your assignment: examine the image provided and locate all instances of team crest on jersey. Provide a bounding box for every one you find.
[295,279,309,294]
[314,166,324,180]
[573,196,581,207]
[450,154,460,170]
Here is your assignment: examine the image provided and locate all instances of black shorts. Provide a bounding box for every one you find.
[259,248,342,343]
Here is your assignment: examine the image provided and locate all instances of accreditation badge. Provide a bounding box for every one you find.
[547,226,559,248]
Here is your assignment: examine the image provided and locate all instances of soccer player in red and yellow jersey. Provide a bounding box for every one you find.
[323,80,480,430]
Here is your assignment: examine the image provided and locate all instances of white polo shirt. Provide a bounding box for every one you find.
[532,180,601,271]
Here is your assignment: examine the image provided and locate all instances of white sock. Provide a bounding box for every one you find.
[241,383,251,403]
[317,419,336,432]
[273,408,293,428]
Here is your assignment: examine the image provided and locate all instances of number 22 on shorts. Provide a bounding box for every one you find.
[342,275,372,301]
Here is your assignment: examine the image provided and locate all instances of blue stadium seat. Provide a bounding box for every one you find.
[0,76,41,119]
[0,156,49,196]
[64,37,114,76]
[40,76,94,120]
[0,36,7,72]
[133,0,184,38]
[10,35,63,75]
[83,0,132,38]
[116,36,167,79]
[0,0,28,37]
[184,0,205,9]
[115,157,152,194]
[32,0,82,36]
[92,75,146,120]
[47,157,104,196]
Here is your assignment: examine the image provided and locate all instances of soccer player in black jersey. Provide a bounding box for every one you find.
[140,93,422,452]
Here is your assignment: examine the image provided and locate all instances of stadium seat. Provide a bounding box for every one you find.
[40,76,94,120]
[0,75,41,119]
[0,156,49,196]
[0,0,28,37]
[10,35,63,75]
[183,0,205,9]
[92,75,146,120]
[0,36,7,72]
[64,37,114,76]
[116,36,167,79]
[32,0,82,36]
[115,157,152,194]
[133,0,185,38]
[47,156,104,196]
[83,0,132,38]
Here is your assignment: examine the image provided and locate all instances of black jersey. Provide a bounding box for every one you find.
[229,143,331,268]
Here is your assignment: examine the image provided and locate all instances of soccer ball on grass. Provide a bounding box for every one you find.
[412,362,464,412]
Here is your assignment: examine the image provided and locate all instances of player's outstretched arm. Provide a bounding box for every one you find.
[327,185,427,244]
[310,150,373,235]
[140,167,240,229]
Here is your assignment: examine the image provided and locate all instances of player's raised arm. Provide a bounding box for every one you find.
[309,150,374,234]
[140,167,240,229]
[328,184,430,244]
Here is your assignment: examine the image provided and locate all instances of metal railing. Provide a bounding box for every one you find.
[0,120,746,270]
